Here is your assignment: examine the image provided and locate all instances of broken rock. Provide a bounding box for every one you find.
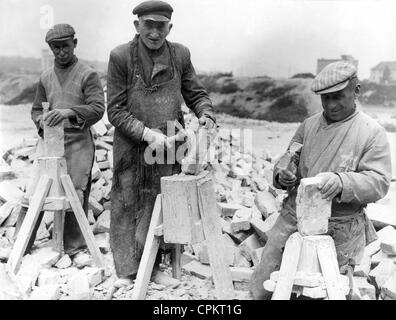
[231,208,252,233]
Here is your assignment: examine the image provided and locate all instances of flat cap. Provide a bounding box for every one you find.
[133,0,173,21]
[45,24,75,44]
[311,61,357,95]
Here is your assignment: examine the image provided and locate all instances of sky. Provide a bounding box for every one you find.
[0,0,396,79]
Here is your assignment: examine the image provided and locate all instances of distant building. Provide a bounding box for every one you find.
[316,55,359,74]
[41,49,53,71]
[370,62,396,84]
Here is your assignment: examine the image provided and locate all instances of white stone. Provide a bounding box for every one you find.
[296,177,331,236]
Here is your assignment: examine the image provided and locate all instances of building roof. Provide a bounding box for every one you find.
[371,61,396,71]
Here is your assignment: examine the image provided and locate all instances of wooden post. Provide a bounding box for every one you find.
[132,195,163,300]
[197,175,235,300]
[171,244,182,280]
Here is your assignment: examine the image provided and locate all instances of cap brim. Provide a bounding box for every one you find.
[48,36,74,43]
[141,14,170,22]
[314,80,350,95]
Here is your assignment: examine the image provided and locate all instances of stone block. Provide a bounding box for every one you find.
[239,233,264,262]
[251,211,280,242]
[88,196,104,217]
[382,271,396,300]
[251,247,264,266]
[29,285,60,300]
[354,253,372,277]
[82,267,104,287]
[231,208,252,233]
[254,190,279,219]
[0,181,24,204]
[95,232,110,253]
[296,177,331,236]
[93,210,110,234]
[73,252,93,269]
[354,277,376,300]
[68,273,91,300]
[55,254,72,269]
[369,260,396,289]
[217,202,243,218]
[31,246,60,268]
[37,269,61,287]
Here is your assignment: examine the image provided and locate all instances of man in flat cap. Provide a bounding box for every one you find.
[107,0,216,287]
[18,24,105,256]
[250,61,392,299]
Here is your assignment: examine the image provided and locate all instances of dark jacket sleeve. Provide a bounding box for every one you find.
[69,70,105,129]
[31,79,47,137]
[106,47,145,142]
[179,45,216,123]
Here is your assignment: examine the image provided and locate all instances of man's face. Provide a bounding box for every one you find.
[320,80,360,122]
[49,38,77,66]
[134,18,172,50]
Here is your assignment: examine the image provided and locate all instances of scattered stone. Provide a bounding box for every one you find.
[72,252,93,269]
[382,270,396,300]
[29,284,61,300]
[95,233,110,253]
[254,190,279,219]
[354,253,372,277]
[93,210,110,234]
[0,202,14,226]
[83,267,104,287]
[354,277,376,300]
[369,260,396,289]
[216,202,242,218]
[182,260,212,280]
[89,196,104,217]
[55,254,72,269]
[0,181,24,203]
[239,233,264,262]
[231,208,252,233]
[31,246,60,268]
[68,273,91,300]
[0,263,22,299]
[37,269,61,287]
[250,211,279,242]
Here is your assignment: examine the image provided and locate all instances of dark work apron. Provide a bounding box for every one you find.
[110,40,184,277]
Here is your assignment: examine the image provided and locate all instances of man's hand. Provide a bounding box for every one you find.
[317,172,343,201]
[44,109,74,127]
[37,115,44,129]
[198,116,215,130]
[143,128,170,148]
[278,168,297,187]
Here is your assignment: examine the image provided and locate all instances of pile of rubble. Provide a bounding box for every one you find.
[0,109,395,300]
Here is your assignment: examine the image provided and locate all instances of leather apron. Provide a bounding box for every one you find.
[110,40,184,277]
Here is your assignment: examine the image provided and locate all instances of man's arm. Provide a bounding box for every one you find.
[31,79,47,137]
[69,71,105,129]
[106,49,145,142]
[273,121,305,189]
[180,47,216,123]
[336,127,392,204]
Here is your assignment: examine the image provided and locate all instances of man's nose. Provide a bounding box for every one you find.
[149,31,160,39]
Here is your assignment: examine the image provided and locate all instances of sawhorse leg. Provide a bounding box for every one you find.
[272,232,303,300]
[7,175,52,274]
[61,174,104,268]
[317,240,346,300]
[132,194,163,300]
